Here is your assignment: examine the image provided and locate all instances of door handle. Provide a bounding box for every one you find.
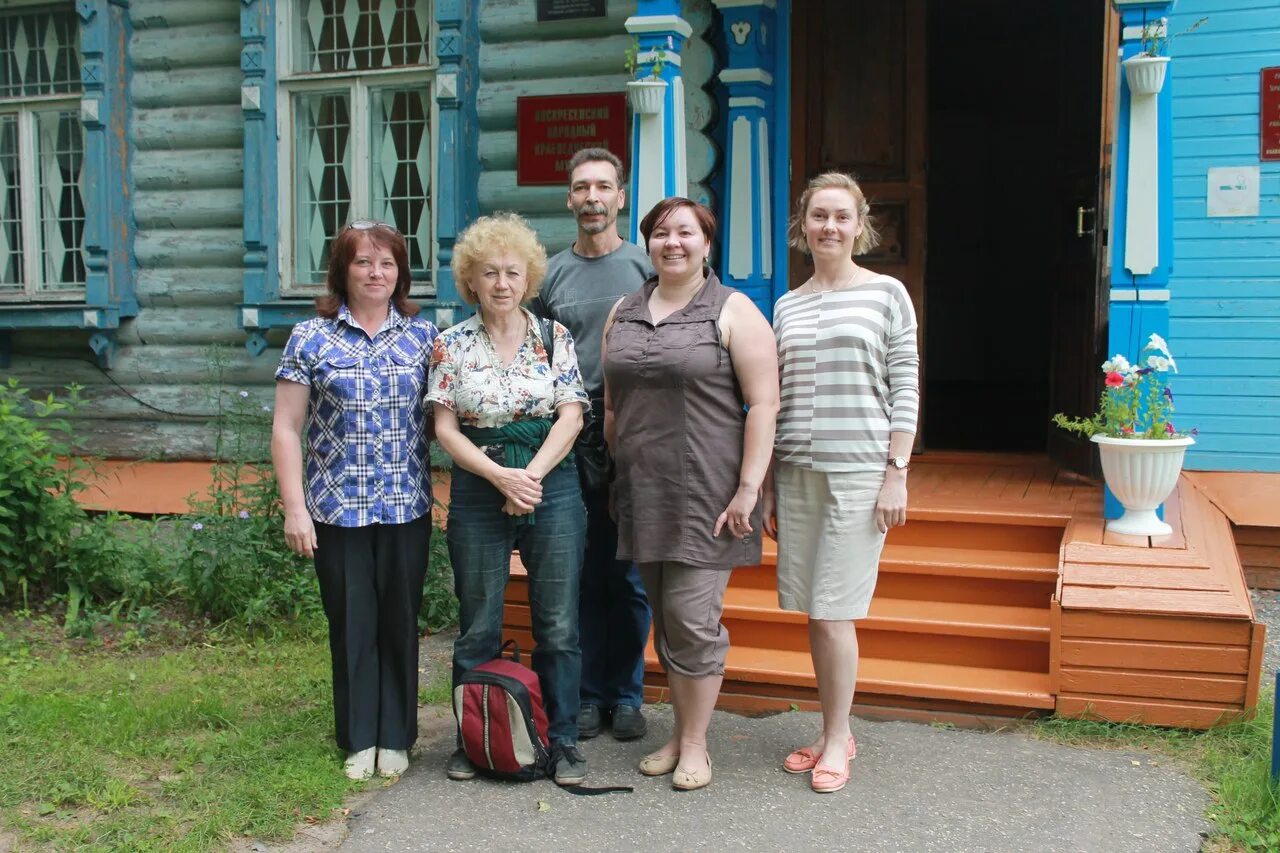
[1076,206,1096,237]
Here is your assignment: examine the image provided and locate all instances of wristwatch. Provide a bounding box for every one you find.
[887,456,910,471]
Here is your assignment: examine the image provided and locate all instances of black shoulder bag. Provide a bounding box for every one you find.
[539,317,612,495]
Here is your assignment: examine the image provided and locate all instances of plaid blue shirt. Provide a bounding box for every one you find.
[275,304,439,527]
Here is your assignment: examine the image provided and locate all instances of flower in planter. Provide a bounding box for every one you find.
[1053,333,1193,440]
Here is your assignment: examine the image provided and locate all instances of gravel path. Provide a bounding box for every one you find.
[1250,589,1280,691]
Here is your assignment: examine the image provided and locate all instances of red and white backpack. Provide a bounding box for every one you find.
[454,643,551,781]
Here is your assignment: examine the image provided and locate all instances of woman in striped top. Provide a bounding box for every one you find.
[763,172,920,793]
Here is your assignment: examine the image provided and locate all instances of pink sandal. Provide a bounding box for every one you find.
[782,734,856,774]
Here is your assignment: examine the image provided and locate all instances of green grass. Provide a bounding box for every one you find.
[0,620,363,851]
[1034,699,1280,851]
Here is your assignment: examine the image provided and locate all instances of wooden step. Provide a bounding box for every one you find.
[878,544,1060,582]
[720,587,1049,642]
[724,645,1056,710]
[721,540,1059,589]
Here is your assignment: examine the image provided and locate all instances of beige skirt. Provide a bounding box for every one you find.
[774,462,887,620]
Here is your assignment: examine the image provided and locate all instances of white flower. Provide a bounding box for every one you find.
[238,390,249,398]
[1146,355,1171,372]
[1146,333,1171,358]
[1102,354,1133,374]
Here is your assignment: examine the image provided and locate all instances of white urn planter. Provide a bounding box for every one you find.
[1122,54,1170,96]
[626,79,667,115]
[1092,434,1195,536]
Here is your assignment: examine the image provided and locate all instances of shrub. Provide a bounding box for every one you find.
[0,380,87,606]
[64,512,178,623]
[419,503,458,634]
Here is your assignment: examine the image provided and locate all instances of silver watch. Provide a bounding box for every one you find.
[887,456,910,471]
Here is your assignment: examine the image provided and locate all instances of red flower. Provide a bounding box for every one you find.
[1105,372,1125,388]
[1165,422,1175,435]
[1121,426,1135,435]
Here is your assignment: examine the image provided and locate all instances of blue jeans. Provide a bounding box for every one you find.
[448,464,586,746]
[578,483,651,709]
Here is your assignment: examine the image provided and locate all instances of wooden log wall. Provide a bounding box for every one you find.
[9,0,252,459]
[4,0,724,461]
[476,0,720,253]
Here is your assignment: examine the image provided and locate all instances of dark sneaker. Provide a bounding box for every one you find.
[446,747,476,781]
[611,704,647,740]
[577,704,604,739]
[552,743,588,786]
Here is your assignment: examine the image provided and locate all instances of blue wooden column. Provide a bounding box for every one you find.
[1108,0,1176,520]
[79,0,137,367]
[432,0,477,328]
[238,0,278,355]
[711,0,778,318]
[625,0,691,241]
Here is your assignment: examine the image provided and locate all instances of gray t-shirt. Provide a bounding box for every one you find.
[532,240,653,401]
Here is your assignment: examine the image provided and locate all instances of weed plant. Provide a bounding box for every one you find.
[177,351,320,630]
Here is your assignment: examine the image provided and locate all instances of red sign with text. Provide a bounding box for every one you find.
[1263,67,1280,161]
[516,93,628,185]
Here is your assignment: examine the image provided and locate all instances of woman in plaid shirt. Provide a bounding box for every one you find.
[272,222,439,781]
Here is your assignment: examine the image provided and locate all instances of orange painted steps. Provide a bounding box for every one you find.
[500,622,1054,712]
[503,508,1065,717]
[721,586,1050,642]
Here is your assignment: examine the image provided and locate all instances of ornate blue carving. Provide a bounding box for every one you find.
[431,0,477,326]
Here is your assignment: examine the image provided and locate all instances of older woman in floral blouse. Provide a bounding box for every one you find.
[427,213,591,786]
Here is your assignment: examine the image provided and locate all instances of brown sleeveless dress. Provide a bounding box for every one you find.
[604,272,763,570]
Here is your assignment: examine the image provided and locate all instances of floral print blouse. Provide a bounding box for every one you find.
[426,307,589,428]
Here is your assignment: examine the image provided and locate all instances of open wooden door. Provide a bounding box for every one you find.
[790,0,927,439]
[1046,3,1116,475]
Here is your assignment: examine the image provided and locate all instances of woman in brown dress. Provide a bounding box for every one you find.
[602,197,779,790]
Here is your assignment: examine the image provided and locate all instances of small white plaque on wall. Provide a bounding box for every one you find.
[1207,166,1260,217]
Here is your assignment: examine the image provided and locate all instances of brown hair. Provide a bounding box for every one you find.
[316,224,418,319]
[787,172,881,257]
[567,147,625,184]
[451,212,549,305]
[638,196,717,245]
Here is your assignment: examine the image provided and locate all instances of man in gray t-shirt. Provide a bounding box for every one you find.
[531,148,653,741]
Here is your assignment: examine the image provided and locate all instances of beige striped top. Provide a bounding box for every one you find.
[773,274,920,471]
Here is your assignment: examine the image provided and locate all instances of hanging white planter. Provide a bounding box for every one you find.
[1123,54,1170,96]
[626,79,667,115]
[1092,434,1195,536]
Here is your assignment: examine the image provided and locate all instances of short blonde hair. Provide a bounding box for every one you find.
[451,213,549,305]
[787,172,881,257]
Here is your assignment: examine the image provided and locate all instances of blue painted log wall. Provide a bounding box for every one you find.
[1168,0,1280,471]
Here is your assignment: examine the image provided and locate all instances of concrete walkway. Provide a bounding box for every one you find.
[338,705,1209,853]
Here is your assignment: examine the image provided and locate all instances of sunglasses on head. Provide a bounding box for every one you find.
[344,219,402,236]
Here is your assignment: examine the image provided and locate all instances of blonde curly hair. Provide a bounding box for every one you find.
[451,212,549,305]
[787,172,880,257]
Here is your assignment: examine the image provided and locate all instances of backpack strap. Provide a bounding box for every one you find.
[557,783,635,796]
[539,317,555,368]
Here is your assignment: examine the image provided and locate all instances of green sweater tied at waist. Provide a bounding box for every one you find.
[460,418,575,527]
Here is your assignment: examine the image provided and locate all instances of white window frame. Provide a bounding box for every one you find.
[275,1,438,298]
[0,100,84,304]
